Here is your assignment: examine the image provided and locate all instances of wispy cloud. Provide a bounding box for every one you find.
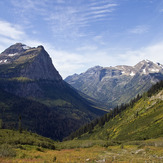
[10,0,48,25]
[0,19,163,79]
[90,3,118,10]
[10,0,118,38]
[116,42,163,66]
[0,20,25,40]
[129,25,149,34]
[0,20,27,53]
[51,41,163,78]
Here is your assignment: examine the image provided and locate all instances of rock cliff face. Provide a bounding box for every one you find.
[0,43,64,98]
[0,43,106,140]
[65,60,163,108]
[0,43,62,81]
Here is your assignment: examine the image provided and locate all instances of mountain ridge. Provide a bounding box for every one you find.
[0,43,62,81]
[0,43,106,140]
[65,60,163,108]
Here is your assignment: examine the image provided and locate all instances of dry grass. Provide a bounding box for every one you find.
[0,143,163,163]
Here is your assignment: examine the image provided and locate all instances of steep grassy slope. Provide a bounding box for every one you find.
[0,129,55,149]
[0,82,163,162]
[0,88,72,140]
[68,81,163,141]
[0,87,105,141]
[0,80,106,140]
[0,43,106,140]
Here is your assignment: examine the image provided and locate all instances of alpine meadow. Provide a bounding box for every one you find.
[0,0,163,162]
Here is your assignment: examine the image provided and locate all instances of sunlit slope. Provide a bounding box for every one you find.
[77,82,163,141]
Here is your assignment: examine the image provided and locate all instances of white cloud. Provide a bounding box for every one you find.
[51,41,163,78]
[117,42,163,66]
[90,3,118,10]
[0,20,25,40]
[129,25,149,34]
[0,20,163,79]
[46,48,85,78]
[0,20,27,53]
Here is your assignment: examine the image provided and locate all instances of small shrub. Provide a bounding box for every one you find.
[36,147,44,152]
[120,144,124,149]
[103,141,116,147]
[137,144,145,149]
[19,153,27,159]
[0,144,16,157]
[156,142,163,147]
[145,147,150,152]
[16,145,25,150]
[49,144,55,150]
[34,155,41,159]
[53,156,57,162]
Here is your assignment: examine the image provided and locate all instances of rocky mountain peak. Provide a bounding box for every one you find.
[65,59,163,108]
[85,66,103,74]
[0,43,62,81]
[134,60,163,75]
[1,43,31,56]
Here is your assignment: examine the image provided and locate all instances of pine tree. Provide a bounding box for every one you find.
[0,119,2,129]
[18,115,22,133]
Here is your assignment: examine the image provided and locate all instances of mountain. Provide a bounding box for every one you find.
[0,43,106,140]
[65,60,163,108]
[0,43,61,81]
[67,81,163,141]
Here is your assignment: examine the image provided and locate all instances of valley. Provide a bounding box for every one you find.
[1,1,163,162]
[65,60,163,109]
[0,130,163,162]
[0,43,163,162]
[0,80,162,162]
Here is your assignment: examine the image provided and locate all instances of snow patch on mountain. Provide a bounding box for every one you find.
[22,45,31,50]
[8,53,18,57]
[130,72,135,76]
[143,69,146,74]
[150,68,159,73]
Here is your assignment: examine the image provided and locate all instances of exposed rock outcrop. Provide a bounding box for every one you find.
[65,60,163,108]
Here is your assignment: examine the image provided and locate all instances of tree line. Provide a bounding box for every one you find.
[65,80,163,140]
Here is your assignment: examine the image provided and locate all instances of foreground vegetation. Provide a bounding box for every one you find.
[0,125,163,162]
[0,129,55,149]
[0,137,163,162]
[0,81,163,162]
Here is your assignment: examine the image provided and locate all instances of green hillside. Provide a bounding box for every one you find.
[0,129,55,149]
[0,87,104,141]
[0,81,163,162]
[68,81,163,141]
[0,43,106,141]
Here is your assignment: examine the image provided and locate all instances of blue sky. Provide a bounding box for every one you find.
[0,0,163,78]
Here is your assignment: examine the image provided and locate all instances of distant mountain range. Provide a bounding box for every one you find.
[67,81,163,141]
[0,43,106,140]
[65,60,163,108]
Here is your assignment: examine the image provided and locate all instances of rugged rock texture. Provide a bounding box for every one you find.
[65,60,163,108]
[0,43,62,81]
[0,43,106,140]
